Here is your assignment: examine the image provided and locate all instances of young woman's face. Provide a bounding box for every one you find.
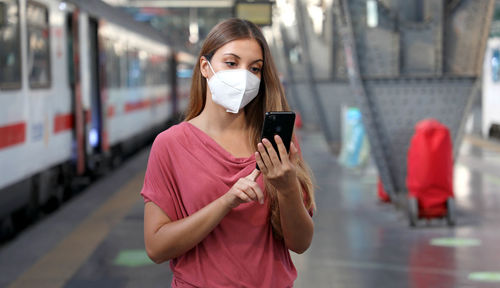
[201,38,264,80]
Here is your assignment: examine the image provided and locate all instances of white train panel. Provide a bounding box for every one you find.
[106,86,171,146]
[482,37,500,137]
[1,0,73,189]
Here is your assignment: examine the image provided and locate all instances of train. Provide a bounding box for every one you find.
[0,0,194,237]
[483,37,500,140]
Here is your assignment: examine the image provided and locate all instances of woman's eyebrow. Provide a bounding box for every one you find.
[223,53,263,64]
[223,53,241,59]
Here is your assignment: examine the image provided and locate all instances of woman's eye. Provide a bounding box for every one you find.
[251,67,261,73]
[225,62,236,67]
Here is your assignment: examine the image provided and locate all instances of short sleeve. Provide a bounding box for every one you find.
[141,134,182,221]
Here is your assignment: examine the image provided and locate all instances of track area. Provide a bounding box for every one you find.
[1,128,500,287]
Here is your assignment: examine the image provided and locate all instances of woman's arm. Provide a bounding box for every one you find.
[276,178,314,254]
[144,170,262,263]
[255,136,314,254]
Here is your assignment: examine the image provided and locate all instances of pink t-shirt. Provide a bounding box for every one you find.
[141,122,297,287]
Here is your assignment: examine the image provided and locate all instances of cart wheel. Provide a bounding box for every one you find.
[408,197,418,227]
[446,197,456,226]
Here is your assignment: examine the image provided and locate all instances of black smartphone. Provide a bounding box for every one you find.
[257,111,296,170]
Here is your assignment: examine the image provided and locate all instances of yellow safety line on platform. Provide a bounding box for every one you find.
[8,172,145,288]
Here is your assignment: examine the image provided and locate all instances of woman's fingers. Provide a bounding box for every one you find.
[246,168,261,181]
[290,142,299,164]
[262,138,280,164]
[274,135,289,164]
[240,177,264,204]
[255,152,268,173]
[255,137,299,194]
[257,142,273,169]
[235,188,252,203]
[238,182,257,201]
[230,177,265,205]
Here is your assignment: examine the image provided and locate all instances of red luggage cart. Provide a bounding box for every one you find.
[406,119,456,226]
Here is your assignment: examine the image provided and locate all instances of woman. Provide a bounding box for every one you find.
[142,18,315,287]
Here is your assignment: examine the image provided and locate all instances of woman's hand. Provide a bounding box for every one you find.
[255,135,300,195]
[145,170,264,263]
[222,169,264,208]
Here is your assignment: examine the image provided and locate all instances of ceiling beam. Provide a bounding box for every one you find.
[104,0,234,8]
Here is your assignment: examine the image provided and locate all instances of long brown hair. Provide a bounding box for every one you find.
[185,18,315,238]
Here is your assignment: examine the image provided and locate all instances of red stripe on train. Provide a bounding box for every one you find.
[125,100,151,112]
[124,97,167,113]
[154,97,166,104]
[107,106,115,118]
[54,114,74,133]
[0,122,26,149]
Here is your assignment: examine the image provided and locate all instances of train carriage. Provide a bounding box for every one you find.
[0,0,193,233]
[483,37,500,139]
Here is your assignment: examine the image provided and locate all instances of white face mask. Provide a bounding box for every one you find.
[206,60,261,113]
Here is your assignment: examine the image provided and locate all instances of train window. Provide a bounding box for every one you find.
[120,48,127,88]
[0,0,21,89]
[103,38,123,88]
[27,1,51,88]
[139,50,148,86]
[152,55,167,86]
[158,59,166,85]
[127,49,140,87]
[492,49,499,83]
[144,54,156,86]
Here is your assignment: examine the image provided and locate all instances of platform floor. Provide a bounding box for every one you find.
[1,128,500,287]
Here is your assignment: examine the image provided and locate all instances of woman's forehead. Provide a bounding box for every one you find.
[215,39,263,60]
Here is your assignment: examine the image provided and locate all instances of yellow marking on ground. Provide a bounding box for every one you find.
[8,172,145,288]
[464,135,500,153]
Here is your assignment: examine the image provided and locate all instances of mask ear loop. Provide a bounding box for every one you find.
[206,59,245,92]
[206,60,217,77]
[206,60,232,88]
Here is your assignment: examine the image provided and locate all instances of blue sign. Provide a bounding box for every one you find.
[492,49,499,83]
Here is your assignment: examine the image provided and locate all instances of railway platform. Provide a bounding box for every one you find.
[1,127,500,288]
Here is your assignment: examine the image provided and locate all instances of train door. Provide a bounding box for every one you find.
[67,11,86,175]
[87,17,103,160]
